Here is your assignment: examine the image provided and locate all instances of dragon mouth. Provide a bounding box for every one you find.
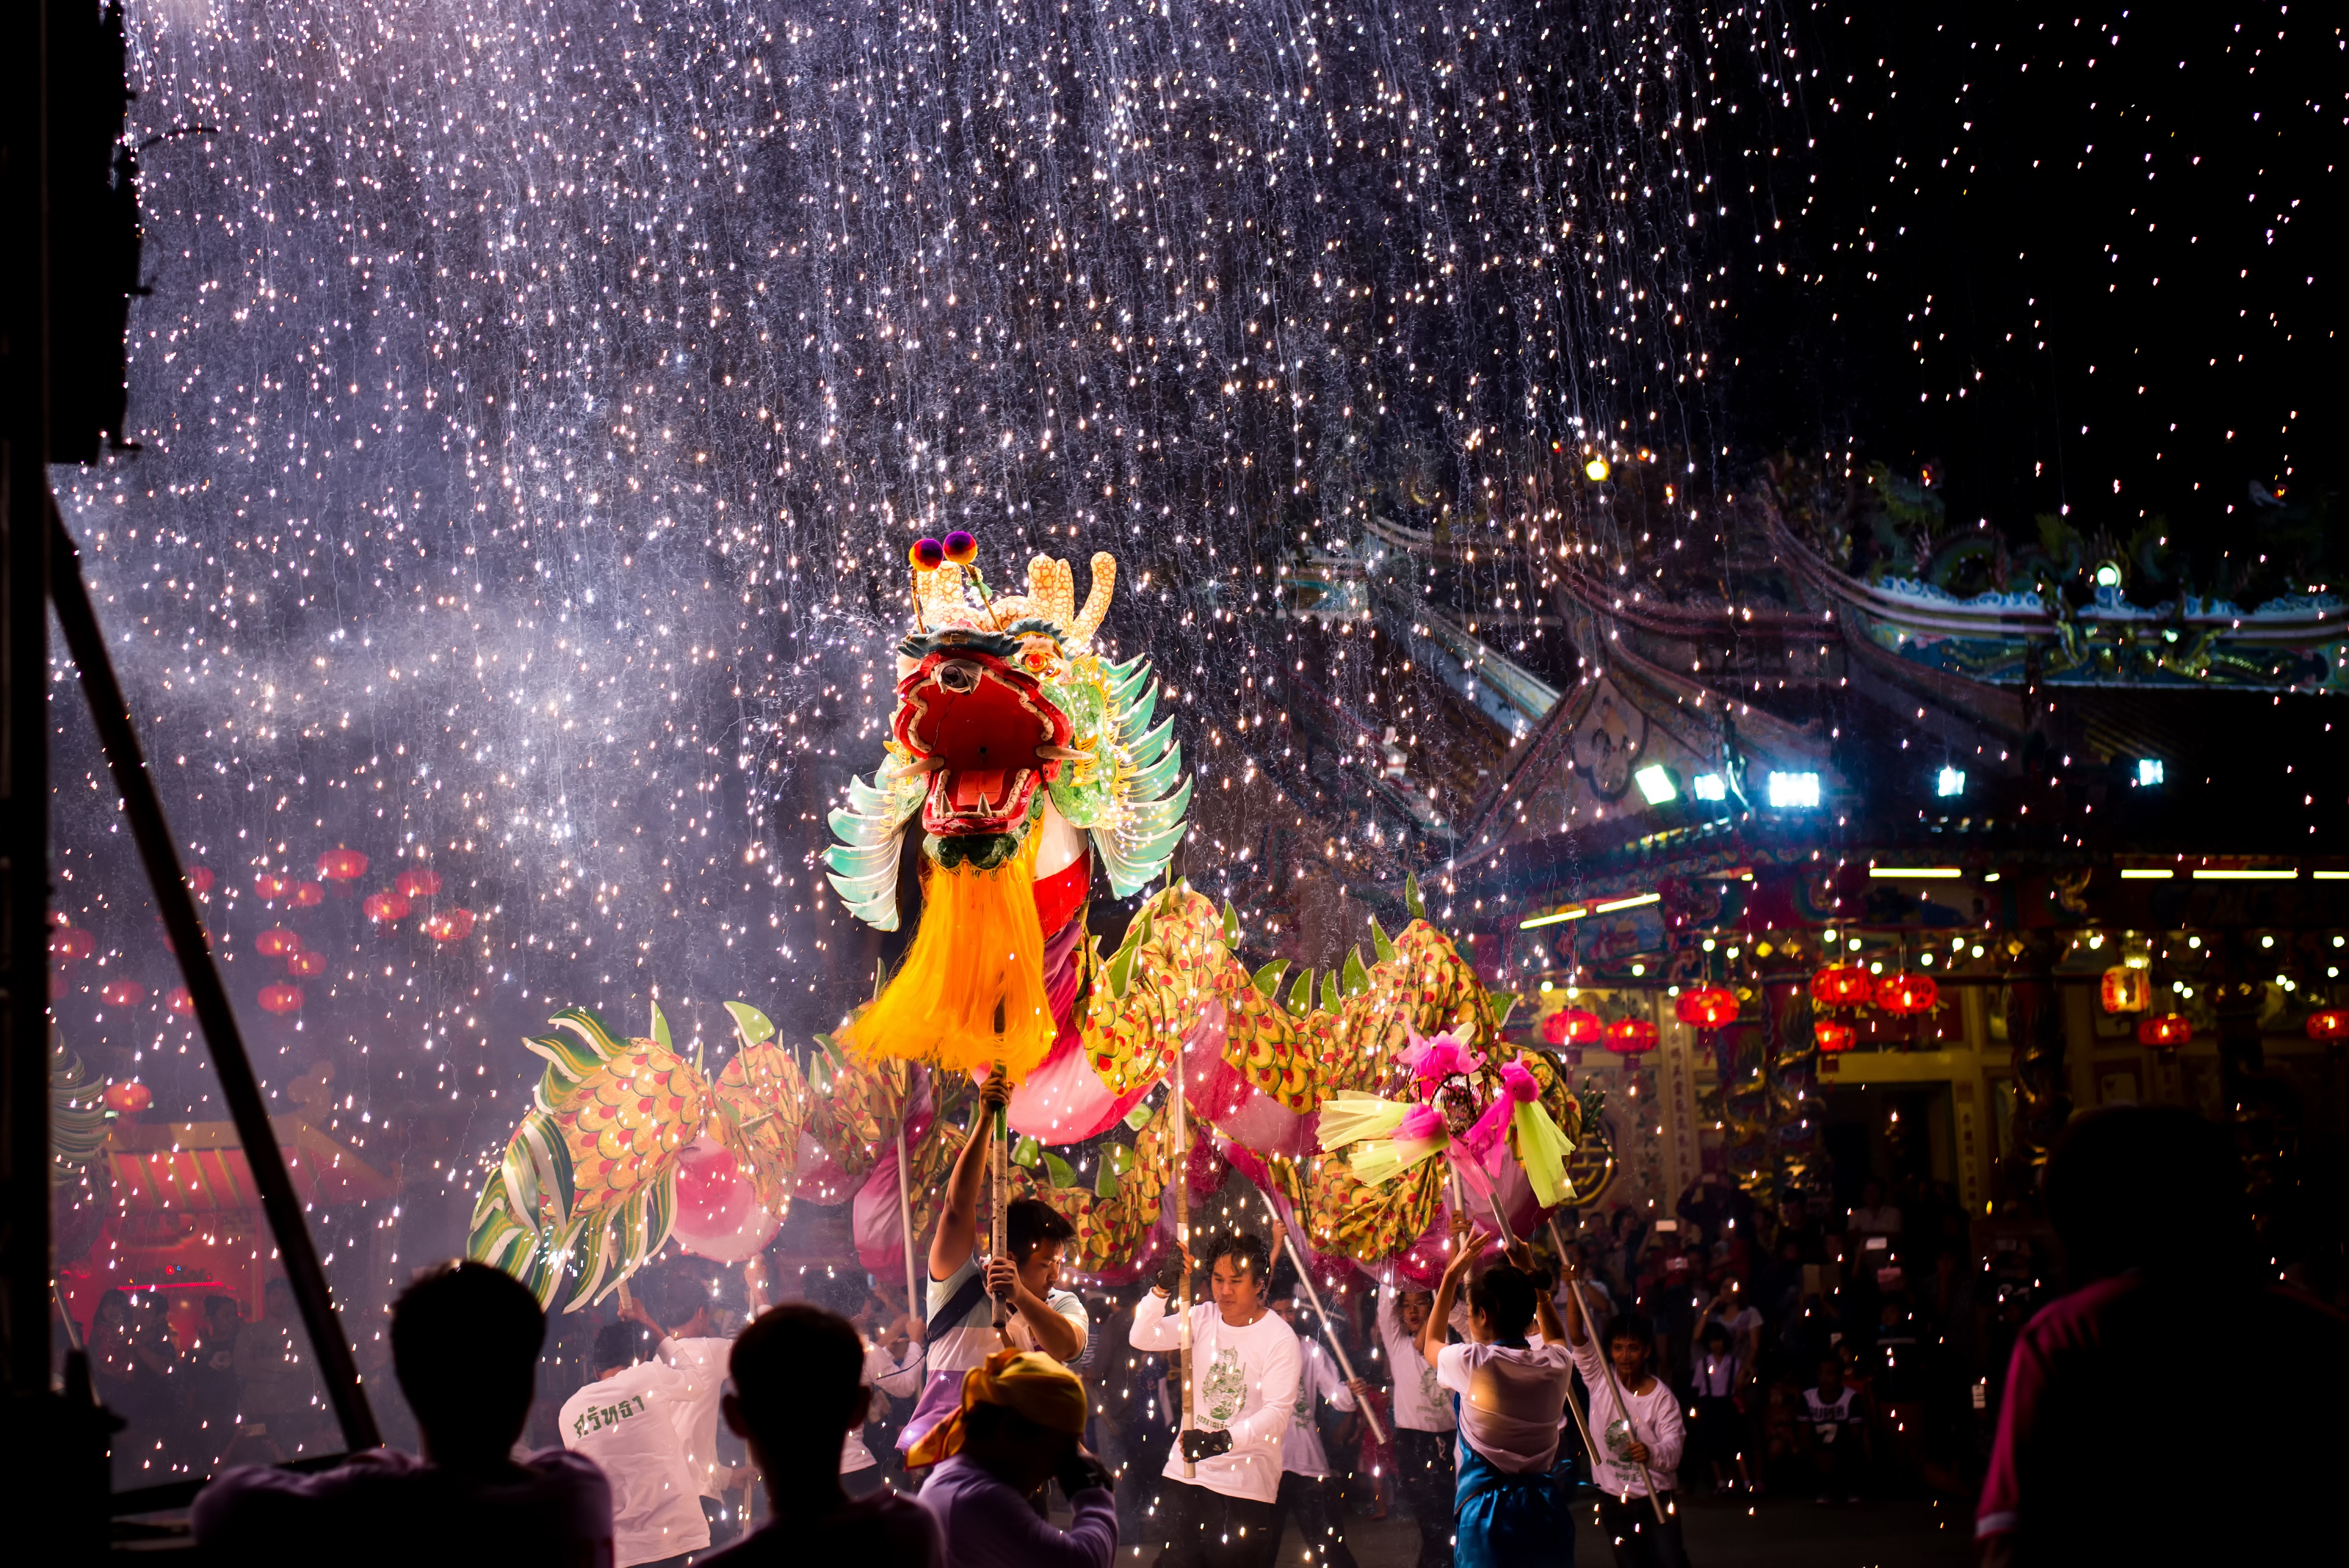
[894,644,1074,842]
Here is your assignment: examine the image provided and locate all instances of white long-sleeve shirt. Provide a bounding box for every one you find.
[1377,1283,1466,1432]
[1280,1338,1359,1479]
[657,1336,733,1500]
[559,1352,715,1566]
[844,1338,926,1474]
[1127,1294,1300,1504]
[1567,1337,1684,1498]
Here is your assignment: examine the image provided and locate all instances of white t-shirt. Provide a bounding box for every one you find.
[1128,1294,1300,1504]
[1567,1337,1684,1498]
[844,1339,926,1473]
[658,1336,733,1500]
[1848,1203,1904,1236]
[927,1256,1091,1373]
[1377,1283,1463,1432]
[558,1357,714,1567]
[1436,1340,1576,1475]
[1280,1338,1359,1479]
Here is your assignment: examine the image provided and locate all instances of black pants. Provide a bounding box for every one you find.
[1597,1492,1691,1568]
[1269,1472,1358,1568]
[1151,1476,1282,1568]
[1393,1428,1457,1568]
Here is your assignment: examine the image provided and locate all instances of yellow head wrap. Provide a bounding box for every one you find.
[905,1346,1087,1470]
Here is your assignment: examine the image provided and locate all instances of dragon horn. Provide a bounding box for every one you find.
[1069,552,1116,647]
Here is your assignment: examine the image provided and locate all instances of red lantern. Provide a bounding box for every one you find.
[317,848,369,883]
[49,927,95,962]
[98,981,147,1009]
[258,984,304,1015]
[2307,1009,2349,1043]
[1542,1008,1604,1047]
[363,890,411,923]
[2138,1013,2193,1047]
[290,881,326,909]
[166,988,194,1017]
[2100,965,2151,1015]
[421,907,476,943]
[1810,964,1873,1007]
[254,928,302,957]
[253,873,290,900]
[1875,970,1939,1015]
[287,951,329,978]
[186,866,214,895]
[1814,1020,1856,1054]
[1604,1017,1659,1055]
[395,868,443,899]
[1673,985,1739,1029]
[103,1081,152,1114]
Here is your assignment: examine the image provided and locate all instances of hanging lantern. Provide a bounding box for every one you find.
[317,848,369,883]
[1814,1020,1856,1054]
[363,890,411,923]
[253,873,290,900]
[288,951,329,978]
[395,868,443,899]
[422,907,476,943]
[2100,965,2151,1014]
[1542,1007,1605,1047]
[258,984,304,1015]
[254,928,302,957]
[166,988,194,1017]
[1674,984,1740,1028]
[290,881,326,909]
[1875,970,1939,1016]
[103,1081,153,1114]
[1604,1016,1659,1055]
[1810,964,1873,1007]
[2307,1009,2349,1043]
[2137,1013,2192,1048]
[186,866,215,896]
[98,981,147,1009]
[49,927,95,962]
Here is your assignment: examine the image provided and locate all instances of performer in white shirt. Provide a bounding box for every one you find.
[561,1320,719,1567]
[1374,1276,1469,1568]
[1128,1229,1301,1568]
[1417,1220,1576,1568]
[1561,1265,1689,1568]
[622,1285,756,1543]
[1267,1280,1360,1568]
[901,1072,1091,1464]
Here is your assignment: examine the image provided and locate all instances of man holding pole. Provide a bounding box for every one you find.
[1560,1269,1688,1568]
[900,1072,1089,1465]
[1129,1230,1300,1568]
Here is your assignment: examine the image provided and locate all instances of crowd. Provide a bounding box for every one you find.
[149,1098,2349,1566]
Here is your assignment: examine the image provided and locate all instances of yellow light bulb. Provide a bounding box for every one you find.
[1584,456,1611,483]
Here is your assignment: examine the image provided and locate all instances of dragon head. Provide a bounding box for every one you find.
[825,534,1191,1078]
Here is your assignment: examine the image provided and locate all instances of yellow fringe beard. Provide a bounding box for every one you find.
[839,835,1057,1082]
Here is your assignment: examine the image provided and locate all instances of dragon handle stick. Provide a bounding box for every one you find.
[1172,1033,1195,1479]
[1256,1181,1385,1444]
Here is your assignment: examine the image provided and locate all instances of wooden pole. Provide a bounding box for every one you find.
[897,1112,920,1327]
[1554,1227,1669,1526]
[990,1090,1010,1337]
[1256,1184,1384,1443]
[1171,1038,1195,1478]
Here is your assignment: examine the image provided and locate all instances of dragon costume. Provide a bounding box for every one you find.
[468,533,1601,1309]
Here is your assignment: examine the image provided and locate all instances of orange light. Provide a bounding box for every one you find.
[1673,985,1739,1029]
[2100,965,2151,1015]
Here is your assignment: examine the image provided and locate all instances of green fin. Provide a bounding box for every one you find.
[1124,1098,1155,1131]
[1487,990,1519,1030]
[1369,916,1397,964]
[1342,949,1370,998]
[1253,959,1291,998]
[724,1001,776,1049]
[1221,900,1242,949]
[1286,968,1314,1015]
[1011,1134,1042,1169]
[1320,969,1342,1013]
[1042,1151,1076,1189]
[649,1001,672,1051]
[1404,873,1427,921]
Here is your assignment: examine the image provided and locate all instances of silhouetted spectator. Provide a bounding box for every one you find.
[702,1302,941,1566]
[193,1260,612,1568]
[185,1294,244,1467]
[1974,1106,2349,1563]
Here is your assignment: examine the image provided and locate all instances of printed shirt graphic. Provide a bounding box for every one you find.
[559,1357,713,1567]
[1126,1293,1300,1504]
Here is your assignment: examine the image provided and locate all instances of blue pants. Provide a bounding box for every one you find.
[1454,1444,1576,1568]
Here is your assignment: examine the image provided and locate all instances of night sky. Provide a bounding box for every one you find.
[1726,3,2336,588]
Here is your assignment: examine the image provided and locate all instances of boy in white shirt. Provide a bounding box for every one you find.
[1418,1222,1576,1568]
[1127,1230,1300,1568]
[561,1321,717,1567]
[1561,1276,1689,1568]
[1374,1277,1467,1568]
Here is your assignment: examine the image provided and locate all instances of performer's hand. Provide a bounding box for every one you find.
[980,1066,1012,1114]
[1503,1236,1535,1273]
[1057,1444,1116,1497]
[1180,1428,1234,1464]
[1346,1377,1374,1404]
[1449,1207,1474,1245]
[986,1256,1021,1302]
[1623,1439,1651,1465]
[1151,1248,1187,1299]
